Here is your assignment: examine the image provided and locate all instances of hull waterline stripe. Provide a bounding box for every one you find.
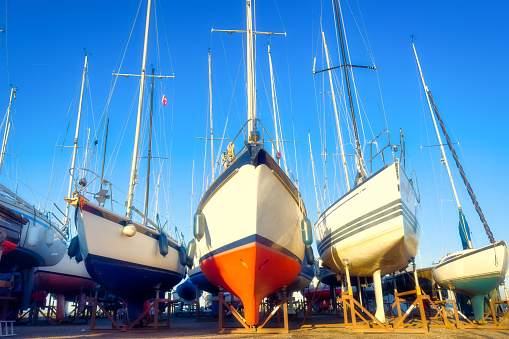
[199,234,301,265]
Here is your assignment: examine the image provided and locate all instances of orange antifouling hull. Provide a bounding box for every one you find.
[201,241,300,325]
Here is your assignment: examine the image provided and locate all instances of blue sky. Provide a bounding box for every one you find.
[0,0,507,269]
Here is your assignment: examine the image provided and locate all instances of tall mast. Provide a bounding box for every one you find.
[126,0,152,218]
[322,31,350,191]
[143,68,155,226]
[308,132,321,216]
[333,0,365,184]
[0,87,17,176]
[413,43,473,249]
[209,52,214,181]
[246,0,256,135]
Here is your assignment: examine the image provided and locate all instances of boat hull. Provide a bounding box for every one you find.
[0,196,66,272]
[432,241,509,320]
[76,199,185,305]
[315,163,420,277]
[34,256,96,300]
[197,148,305,325]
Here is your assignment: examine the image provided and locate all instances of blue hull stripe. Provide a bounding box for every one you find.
[199,234,302,266]
[317,199,402,254]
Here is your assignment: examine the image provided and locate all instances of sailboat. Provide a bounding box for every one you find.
[313,0,420,322]
[412,42,509,322]
[68,0,185,323]
[192,0,310,326]
[0,87,66,273]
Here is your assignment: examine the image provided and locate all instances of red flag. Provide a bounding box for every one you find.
[162,95,168,106]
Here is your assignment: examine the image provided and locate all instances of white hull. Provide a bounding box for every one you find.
[432,241,509,297]
[0,194,66,270]
[314,163,420,277]
[197,150,305,266]
[76,199,185,301]
[196,148,306,325]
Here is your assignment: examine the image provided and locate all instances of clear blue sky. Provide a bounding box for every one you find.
[0,0,507,269]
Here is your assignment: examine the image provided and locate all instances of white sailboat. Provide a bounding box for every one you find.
[68,0,185,323]
[192,0,309,326]
[0,87,66,273]
[413,42,509,322]
[313,0,420,322]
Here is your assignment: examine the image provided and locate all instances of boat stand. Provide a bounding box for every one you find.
[431,285,509,330]
[88,292,173,333]
[217,288,289,334]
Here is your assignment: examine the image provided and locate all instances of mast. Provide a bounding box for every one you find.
[143,68,155,226]
[308,132,321,215]
[322,31,350,191]
[333,0,366,184]
[126,0,152,218]
[246,0,256,135]
[413,43,473,249]
[0,87,17,176]
[209,52,214,181]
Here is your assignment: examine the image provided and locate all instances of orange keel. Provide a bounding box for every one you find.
[201,241,300,325]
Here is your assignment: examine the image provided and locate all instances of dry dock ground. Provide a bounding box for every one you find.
[12,316,509,339]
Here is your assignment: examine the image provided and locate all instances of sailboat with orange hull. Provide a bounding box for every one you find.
[192,0,310,326]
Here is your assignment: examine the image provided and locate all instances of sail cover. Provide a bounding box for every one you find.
[458,208,472,250]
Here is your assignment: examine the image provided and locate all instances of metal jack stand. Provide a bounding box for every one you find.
[218,287,289,334]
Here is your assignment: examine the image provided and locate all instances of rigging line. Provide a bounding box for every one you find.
[157,2,174,76]
[350,1,388,131]
[3,0,8,87]
[8,113,38,204]
[106,81,141,179]
[272,0,286,34]
[219,33,243,128]
[90,0,143,151]
[43,77,82,210]
[311,71,325,208]
[215,56,242,172]
[416,60,445,255]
